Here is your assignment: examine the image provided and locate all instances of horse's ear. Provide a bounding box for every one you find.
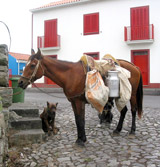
[37,48,41,55]
[31,49,35,55]
[47,101,49,108]
[56,103,58,107]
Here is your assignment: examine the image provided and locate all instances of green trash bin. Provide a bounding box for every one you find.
[10,77,25,103]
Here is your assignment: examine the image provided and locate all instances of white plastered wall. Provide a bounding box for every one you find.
[32,0,160,83]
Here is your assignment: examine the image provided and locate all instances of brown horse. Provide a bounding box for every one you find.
[18,49,143,146]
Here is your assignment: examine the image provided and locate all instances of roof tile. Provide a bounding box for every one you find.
[34,0,82,10]
[9,52,30,61]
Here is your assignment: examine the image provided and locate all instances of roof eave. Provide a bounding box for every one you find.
[30,0,92,13]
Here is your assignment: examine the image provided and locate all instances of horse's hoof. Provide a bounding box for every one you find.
[113,129,120,135]
[129,131,135,135]
[76,139,85,147]
[106,120,112,124]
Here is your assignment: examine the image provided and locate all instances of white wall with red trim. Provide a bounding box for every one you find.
[31,0,160,87]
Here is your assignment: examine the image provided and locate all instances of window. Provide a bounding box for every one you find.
[84,13,99,35]
[84,52,99,60]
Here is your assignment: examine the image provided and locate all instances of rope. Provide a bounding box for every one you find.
[32,83,67,98]
[0,21,11,51]
[0,87,24,98]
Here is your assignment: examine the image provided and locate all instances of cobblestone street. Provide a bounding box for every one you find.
[8,91,160,167]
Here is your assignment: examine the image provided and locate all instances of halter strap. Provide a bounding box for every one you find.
[21,60,44,84]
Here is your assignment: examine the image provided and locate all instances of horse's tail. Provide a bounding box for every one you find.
[136,72,143,119]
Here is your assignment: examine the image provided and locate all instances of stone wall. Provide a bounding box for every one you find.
[0,44,12,167]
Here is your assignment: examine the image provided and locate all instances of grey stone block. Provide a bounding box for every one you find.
[0,65,8,87]
[0,45,8,66]
[10,117,42,130]
[0,72,8,87]
[9,129,45,146]
[0,44,8,55]
[9,108,39,117]
[0,87,12,107]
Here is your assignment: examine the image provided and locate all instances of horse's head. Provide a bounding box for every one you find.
[18,48,44,89]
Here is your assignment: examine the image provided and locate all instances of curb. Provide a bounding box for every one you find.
[25,87,160,96]
[26,87,63,93]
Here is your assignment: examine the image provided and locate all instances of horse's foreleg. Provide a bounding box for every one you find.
[71,100,86,146]
[113,106,128,134]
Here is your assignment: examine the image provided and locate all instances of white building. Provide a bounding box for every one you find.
[31,0,160,89]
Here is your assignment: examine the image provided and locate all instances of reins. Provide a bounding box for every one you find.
[32,83,67,98]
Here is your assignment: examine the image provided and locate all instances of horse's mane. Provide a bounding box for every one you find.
[28,50,80,72]
[47,57,77,71]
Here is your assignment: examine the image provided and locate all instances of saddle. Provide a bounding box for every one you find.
[80,54,118,75]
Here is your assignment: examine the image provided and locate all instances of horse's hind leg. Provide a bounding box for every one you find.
[130,95,137,134]
[71,99,86,146]
[113,106,128,134]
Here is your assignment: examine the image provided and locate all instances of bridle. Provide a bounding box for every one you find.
[21,60,44,84]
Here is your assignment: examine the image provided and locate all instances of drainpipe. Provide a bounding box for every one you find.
[31,14,33,49]
[17,60,20,75]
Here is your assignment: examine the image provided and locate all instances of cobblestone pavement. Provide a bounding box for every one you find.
[8,92,160,167]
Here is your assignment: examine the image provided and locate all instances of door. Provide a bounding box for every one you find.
[131,50,149,85]
[131,6,149,40]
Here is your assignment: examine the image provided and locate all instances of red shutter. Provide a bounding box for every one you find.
[44,19,57,47]
[84,13,99,35]
[92,13,99,33]
[131,6,149,40]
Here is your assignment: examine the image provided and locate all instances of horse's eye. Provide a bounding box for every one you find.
[30,64,36,69]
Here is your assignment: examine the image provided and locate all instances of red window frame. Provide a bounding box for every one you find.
[84,12,99,35]
[84,52,99,60]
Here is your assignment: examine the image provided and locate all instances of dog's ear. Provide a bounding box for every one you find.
[47,101,50,108]
[56,103,58,107]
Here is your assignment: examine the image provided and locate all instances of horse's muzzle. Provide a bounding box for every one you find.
[18,78,28,89]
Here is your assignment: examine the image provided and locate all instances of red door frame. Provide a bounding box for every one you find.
[131,49,150,86]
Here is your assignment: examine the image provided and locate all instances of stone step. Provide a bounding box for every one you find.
[9,108,39,117]
[10,117,42,130]
[9,129,45,147]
